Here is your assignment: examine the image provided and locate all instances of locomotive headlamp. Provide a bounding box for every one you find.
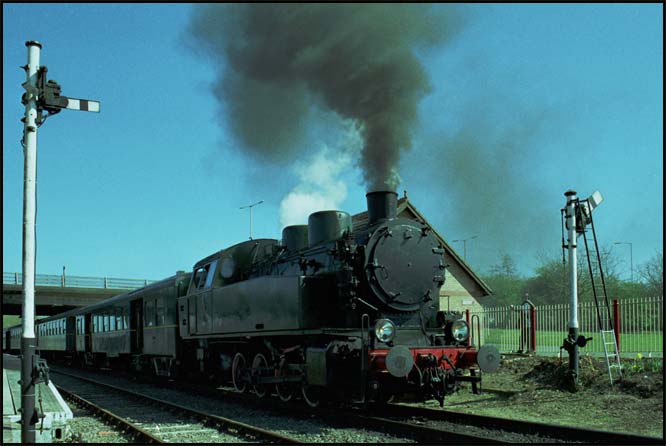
[451,320,469,342]
[374,319,396,343]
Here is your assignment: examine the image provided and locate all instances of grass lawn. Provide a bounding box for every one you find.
[482,328,663,356]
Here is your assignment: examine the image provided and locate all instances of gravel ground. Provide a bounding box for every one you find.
[51,368,415,443]
[54,373,253,443]
[55,405,132,443]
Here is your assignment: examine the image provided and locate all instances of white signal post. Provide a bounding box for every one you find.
[562,189,604,386]
[563,190,580,383]
[20,40,41,444]
[19,40,100,442]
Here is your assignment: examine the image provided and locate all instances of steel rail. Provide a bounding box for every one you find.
[321,410,509,444]
[51,369,300,444]
[380,403,664,445]
[55,384,163,443]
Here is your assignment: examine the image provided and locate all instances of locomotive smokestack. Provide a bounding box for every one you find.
[366,191,398,226]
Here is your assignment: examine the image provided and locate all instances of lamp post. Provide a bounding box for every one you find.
[240,200,263,240]
[451,235,477,261]
[613,241,633,284]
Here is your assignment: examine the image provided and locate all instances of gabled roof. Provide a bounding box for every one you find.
[351,195,493,296]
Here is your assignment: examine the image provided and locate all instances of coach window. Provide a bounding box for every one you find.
[166,298,174,324]
[156,298,165,326]
[145,299,155,327]
[110,311,116,331]
[122,307,128,330]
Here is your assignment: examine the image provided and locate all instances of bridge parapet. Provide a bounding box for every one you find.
[3,272,156,290]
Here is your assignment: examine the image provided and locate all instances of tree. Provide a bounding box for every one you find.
[638,251,663,297]
[482,252,524,307]
[488,252,518,277]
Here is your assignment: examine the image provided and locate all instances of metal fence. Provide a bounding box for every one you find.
[471,296,663,356]
[3,271,155,290]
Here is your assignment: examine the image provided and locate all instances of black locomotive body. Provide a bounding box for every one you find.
[5,191,499,406]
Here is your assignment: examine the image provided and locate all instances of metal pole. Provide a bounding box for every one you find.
[629,243,633,284]
[240,200,263,240]
[21,39,41,444]
[564,190,579,384]
[452,235,476,262]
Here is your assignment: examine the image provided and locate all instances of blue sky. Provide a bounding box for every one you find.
[3,4,662,283]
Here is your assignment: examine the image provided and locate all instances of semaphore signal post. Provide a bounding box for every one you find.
[19,40,100,443]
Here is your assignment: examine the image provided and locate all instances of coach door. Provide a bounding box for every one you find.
[130,299,144,353]
[66,316,76,352]
[84,313,93,352]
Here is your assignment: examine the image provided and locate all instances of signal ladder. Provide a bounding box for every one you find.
[580,206,622,384]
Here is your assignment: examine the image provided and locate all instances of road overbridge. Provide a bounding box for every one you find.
[2,272,156,316]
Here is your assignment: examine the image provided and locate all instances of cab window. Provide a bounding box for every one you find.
[193,260,217,290]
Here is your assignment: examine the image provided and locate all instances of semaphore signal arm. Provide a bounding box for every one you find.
[21,65,100,127]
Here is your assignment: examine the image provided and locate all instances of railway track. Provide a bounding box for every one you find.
[50,366,506,443]
[51,365,663,444]
[51,370,299,443]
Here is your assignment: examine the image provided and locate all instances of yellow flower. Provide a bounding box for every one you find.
[636,353,643,360]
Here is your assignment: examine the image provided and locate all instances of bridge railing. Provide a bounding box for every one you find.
[3,272,156,290]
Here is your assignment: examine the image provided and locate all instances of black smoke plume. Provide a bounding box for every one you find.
[188,4,460,191]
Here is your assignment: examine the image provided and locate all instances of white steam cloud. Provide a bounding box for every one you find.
[279,124,362,228]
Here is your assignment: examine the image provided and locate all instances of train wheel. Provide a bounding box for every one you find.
[275,364,294,402]
[301,384,321,408]
[232,352,247,393]
[252,353,269,398]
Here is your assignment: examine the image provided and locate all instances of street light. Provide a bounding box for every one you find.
[451,235,477,261]
[614,241,633,283]
[240,200,264,240]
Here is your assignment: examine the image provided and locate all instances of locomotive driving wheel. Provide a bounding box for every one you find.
[301,384,321,408]
[275,362,295,402]
[232,352,248,393]
[252,353,269,398]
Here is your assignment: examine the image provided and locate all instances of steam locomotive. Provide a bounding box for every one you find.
[6,191,499,407]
